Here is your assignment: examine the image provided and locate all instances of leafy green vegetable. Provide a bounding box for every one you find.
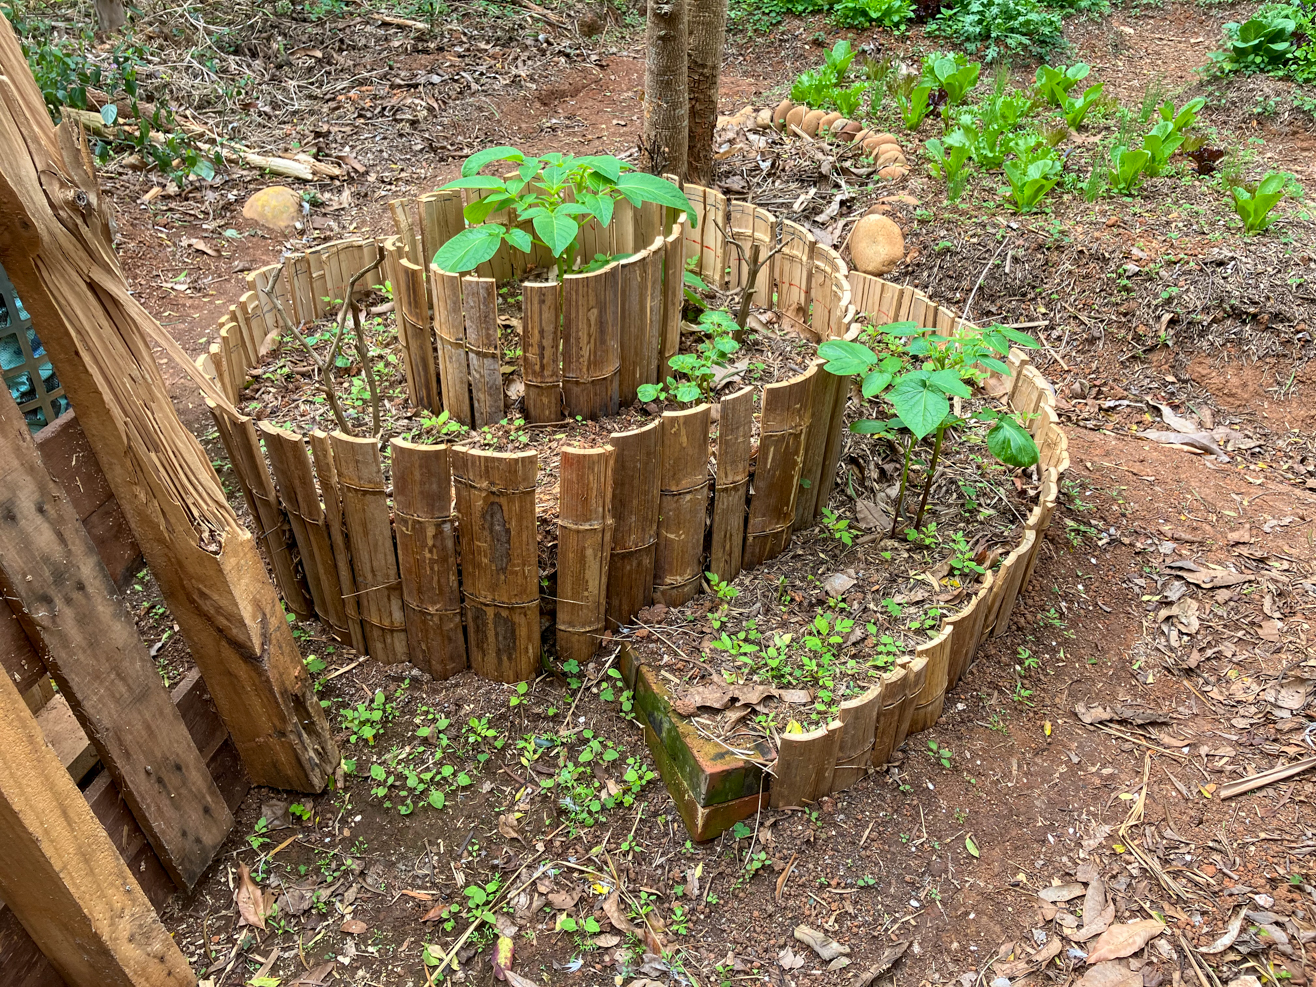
[1107,145,1151,194]
[1001,141,1062,212]
[1035,62,1091,106]
[1231,172,1289,233]
[928,0,1064,61]
[1061,82,1104,128]
[926,53,982,104]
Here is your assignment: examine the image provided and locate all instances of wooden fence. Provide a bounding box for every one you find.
[197,183,861,683]
[766,270,1070,809]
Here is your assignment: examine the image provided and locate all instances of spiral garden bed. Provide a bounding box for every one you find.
[199,182,855,682]
[197,176,1068,837]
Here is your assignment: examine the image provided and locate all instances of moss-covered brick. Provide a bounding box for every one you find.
[642,723,767,841]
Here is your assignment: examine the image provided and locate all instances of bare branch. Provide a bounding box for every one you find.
[257,281,354,435]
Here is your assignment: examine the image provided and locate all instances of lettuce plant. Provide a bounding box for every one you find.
[1107,145,1151,194]
[924,133,972,198]
[1001,141,1062,212]
[893,75,937,129]
[1211,12,1298,73]
[1231,173,1289,233]
[818,322,1039,536]
[1035,62,1091,107]
[434,148,693,282]
[925,53,981,104]
[1140,120,1183,176]
[1062,82,1104,128]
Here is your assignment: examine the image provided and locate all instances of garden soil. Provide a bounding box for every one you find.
[61,1,1316,985]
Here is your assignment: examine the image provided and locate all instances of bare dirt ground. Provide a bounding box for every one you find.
[26,0,1316,984]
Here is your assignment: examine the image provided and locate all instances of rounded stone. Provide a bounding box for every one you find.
[784,105,806,133]
[849,214,905,276]
[840,121,864,140]
[862,137,882,155]
[801,109,825,136]
[878,165,910,181]
[774,100,794,131]
[755,107,775,129]
[876,142,902,158]
[819,112,843,133]
[868,132,901,146]
[875,149,905,168]
[242,186,303,231]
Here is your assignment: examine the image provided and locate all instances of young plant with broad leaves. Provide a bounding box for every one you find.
[432,147,694,282]
[818,321,1040,539]
[637,309,742,405]
[1231,172,1289,233]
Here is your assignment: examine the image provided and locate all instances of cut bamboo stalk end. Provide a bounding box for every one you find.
[557,446,616,666]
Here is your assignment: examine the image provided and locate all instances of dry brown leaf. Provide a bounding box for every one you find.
[1070,903,1116,942]
[850,941,910,987]
[340,918,367,934]
[498,813,526,844]
[234,862,268,931]
[421,903,453,922]
[1039,883,1086,902]
[1077,960,1142,987]
[1199,907,1247,954]
[1085,920,1165,964]
[602,892,637,934]
[795,924,850,961]
[547,890,581,911]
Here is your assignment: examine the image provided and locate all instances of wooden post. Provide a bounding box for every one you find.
[557,446,615,665]
[0,669,196,987]
[0,389,235,889]
[605,420,661,628]
[653,404,711,607]
[452,447,540,683]
[391,440,467,680]
[708,386,753,585]
[0,15,337,792]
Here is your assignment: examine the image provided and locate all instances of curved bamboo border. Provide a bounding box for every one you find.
[623,271,1070,828]
[193,182,866,683]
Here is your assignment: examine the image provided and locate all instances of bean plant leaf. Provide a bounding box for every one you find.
[460,145,523,178]
[614,172,697,226]
[504,227,533,254]
[532,211,580,258]
[576,154,624,182]
[862,370,893,398]
[887,373,950,439]
[464,192,515,224]
[433,225,505,273]
[441,175,508,190]
[818,339,878,376]
[579,191,614,229]
[929,368,973,398]
[986,415,1040,468]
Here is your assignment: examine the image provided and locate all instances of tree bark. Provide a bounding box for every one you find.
[642,0,688,181]
[686,0,727,187]
[0,11,339,794]
[95,0,126,34]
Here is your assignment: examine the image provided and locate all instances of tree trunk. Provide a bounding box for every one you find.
[686,0,727,187]
[94,0,126,34]
[0,11,339,794]
[642,0,688,181]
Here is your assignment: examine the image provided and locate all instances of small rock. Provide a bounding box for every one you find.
[878,165,910,181]
[242,186,304,231]
[849,214,905,276]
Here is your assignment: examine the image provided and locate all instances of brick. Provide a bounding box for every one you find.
[643,723,766,842]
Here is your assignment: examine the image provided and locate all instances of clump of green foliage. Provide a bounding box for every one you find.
[1210,2,1316,82]
[10,12,220,182]
[637,308,741,405]
[1231,172,1291,232]
[818,321,1040,538]
[928,0,1065,62]
[833,0,914,29]
[434,147,694,283]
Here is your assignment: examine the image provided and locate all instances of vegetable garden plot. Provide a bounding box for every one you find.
[619,278,1070,839]
[196,178,858,686]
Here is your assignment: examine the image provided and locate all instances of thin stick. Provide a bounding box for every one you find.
[258,281,353,434]
[349,295,383,437]
[711,216,790,330]
[961,238,1009,323]
[913,425,946,531]
[1219,755,1316,800]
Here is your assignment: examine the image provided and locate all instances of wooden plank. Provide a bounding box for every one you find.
[605,420,661,628]
[285,253,315,326]
[770,721,841,809]
[430,265,473,426]
[0,387,235,889]
[618,248,652,406]
[653,405,711,607]
[774,221,816,335]
[522,281,561,424]
[1,605,43,711]
[418,191,465,272]
[869,664,908,768]
[556,446,615,665]
[709,386,753,585]
[830,683,883,794]
[36,692,100,782]
[388,198,421,265]
[0,669,196,987]
[641,236,665,389]
[214,413,312,619]
[330,433,409,665]
[308,430,368,655]
[398,253,440,412]
[259,423,351,645]
[391,440,467,680]
[793,359,836,530]
[945,571,995,690]
[305,246,331,321]
[33,410,141,584]
[744,366,816,569]
[660,221,685,375]
[908,624,954,736]
[892,655,928,754]
[452,448,540,682]
[562,263,621,420]
[462,275,504,428]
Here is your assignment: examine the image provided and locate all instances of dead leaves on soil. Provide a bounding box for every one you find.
[1085,919,1167,964]
[235,862,270,930]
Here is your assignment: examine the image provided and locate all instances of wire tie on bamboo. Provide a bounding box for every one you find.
[337,478,390,494]
[460,591,541,610]
[561,369,619,384]
[610,538,658,559]
[662,478,710,496]
[341,578,402,599]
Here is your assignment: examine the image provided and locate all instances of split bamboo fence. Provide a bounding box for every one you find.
[198,182,860,684]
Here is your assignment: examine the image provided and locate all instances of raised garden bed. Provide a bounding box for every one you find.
[197,181,857,686]
[616,291,1070,839]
